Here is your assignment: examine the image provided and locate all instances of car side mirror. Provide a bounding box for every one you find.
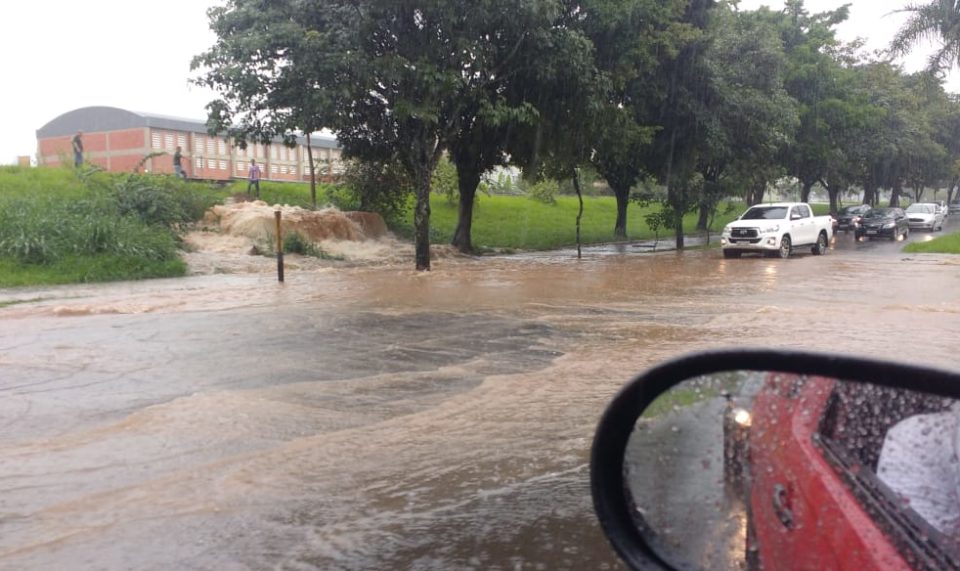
[591,349,960,571]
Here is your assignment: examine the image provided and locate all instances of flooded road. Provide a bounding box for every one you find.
[1,223,959,570]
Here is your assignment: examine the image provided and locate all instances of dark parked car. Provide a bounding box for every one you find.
[854,207,909,241]
[836,204,871,232]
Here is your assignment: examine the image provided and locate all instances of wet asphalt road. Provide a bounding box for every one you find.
[0,215,958,570]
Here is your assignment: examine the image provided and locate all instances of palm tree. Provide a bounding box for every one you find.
[890,0,960,75]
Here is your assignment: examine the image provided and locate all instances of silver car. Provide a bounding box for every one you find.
[905,203,945,231]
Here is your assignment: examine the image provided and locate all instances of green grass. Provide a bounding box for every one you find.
[0,166,221,288]
[405,195,743,250]
[903,231,960,254]
[222,180,340,209]
[0,256,187,287]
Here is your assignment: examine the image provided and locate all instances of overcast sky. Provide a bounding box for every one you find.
[0,1,955,165]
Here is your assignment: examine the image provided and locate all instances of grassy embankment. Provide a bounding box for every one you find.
[903,231,960,254]
[0,166,225,287]
[1,166,742,288]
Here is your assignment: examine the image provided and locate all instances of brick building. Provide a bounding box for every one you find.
[36,106,342,182]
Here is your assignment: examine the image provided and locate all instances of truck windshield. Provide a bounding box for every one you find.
[741,206,788,220]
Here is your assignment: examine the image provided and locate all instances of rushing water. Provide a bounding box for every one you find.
[1,229,959,569]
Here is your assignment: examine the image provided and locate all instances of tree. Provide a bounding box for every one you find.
[640,0,716,249]
[776,0,852,204]
[693,4,798,228]
[890,0,960,75]
[192,0,351,208]
[580,0,686,241]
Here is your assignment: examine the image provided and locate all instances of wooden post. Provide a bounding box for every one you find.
[275,210,284,283]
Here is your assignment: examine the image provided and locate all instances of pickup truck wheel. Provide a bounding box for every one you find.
[778,235,791,259]
[811,232,827,255]
[723,250,741,259]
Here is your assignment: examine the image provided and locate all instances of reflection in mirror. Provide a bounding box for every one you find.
[624,372,960,571]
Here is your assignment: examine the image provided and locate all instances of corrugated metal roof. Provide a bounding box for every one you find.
[36,106,339,149]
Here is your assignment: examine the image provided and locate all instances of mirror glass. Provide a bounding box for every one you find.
[624,371,960,570]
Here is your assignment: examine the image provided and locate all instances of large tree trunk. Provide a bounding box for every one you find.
[827,186,840,216]
[889,181,902,207]
[862,183,876,206]
[451,166,480,254]
[674,205,684,250]
[612,183,630,241]
[746,181,765,205]
[414,165,432,271]
[696,203,710,231]
[800,180,814,203]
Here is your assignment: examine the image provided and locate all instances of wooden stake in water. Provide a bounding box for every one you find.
[275,210,285,283]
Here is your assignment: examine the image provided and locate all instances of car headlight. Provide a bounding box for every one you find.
[883,222,895,229]
[732,408,752,427]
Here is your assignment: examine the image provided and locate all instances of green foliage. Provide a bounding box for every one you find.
[484,172,522,195]
[0,195,180,266]
[339,159,413,225]
[275,231,345,261]
[526,179,559,205]
[113,175,217,227]
[0,167,221,286]
[431,157,459,205]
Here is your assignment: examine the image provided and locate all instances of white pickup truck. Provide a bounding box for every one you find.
[721,202,833,259]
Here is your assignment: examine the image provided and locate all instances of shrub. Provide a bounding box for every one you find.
[112,174,218,227]
[431,156,459,204]
[340,158,413,225]
[527,179,559,205]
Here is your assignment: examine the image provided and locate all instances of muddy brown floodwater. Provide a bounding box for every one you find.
[1,227,959,570]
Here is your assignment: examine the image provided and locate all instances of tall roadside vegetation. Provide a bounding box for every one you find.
[0,167,220,287]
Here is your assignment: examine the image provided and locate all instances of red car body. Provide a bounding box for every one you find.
[748,375,913,570]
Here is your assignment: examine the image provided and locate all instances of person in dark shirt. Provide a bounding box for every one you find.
[173,146,186,178]
[71,131,83,167]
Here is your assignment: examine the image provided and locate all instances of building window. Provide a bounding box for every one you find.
[207,140,215,156]
[270,146,277,160]
[271,164,278,174]
[208,159,216,169]
[218,140,226,155]
[152,133,162,150]
[195,157,203,170]
[177,134,186,149]
[237,162,246,174]
[165,134,175,151]
[219,160,227,171]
